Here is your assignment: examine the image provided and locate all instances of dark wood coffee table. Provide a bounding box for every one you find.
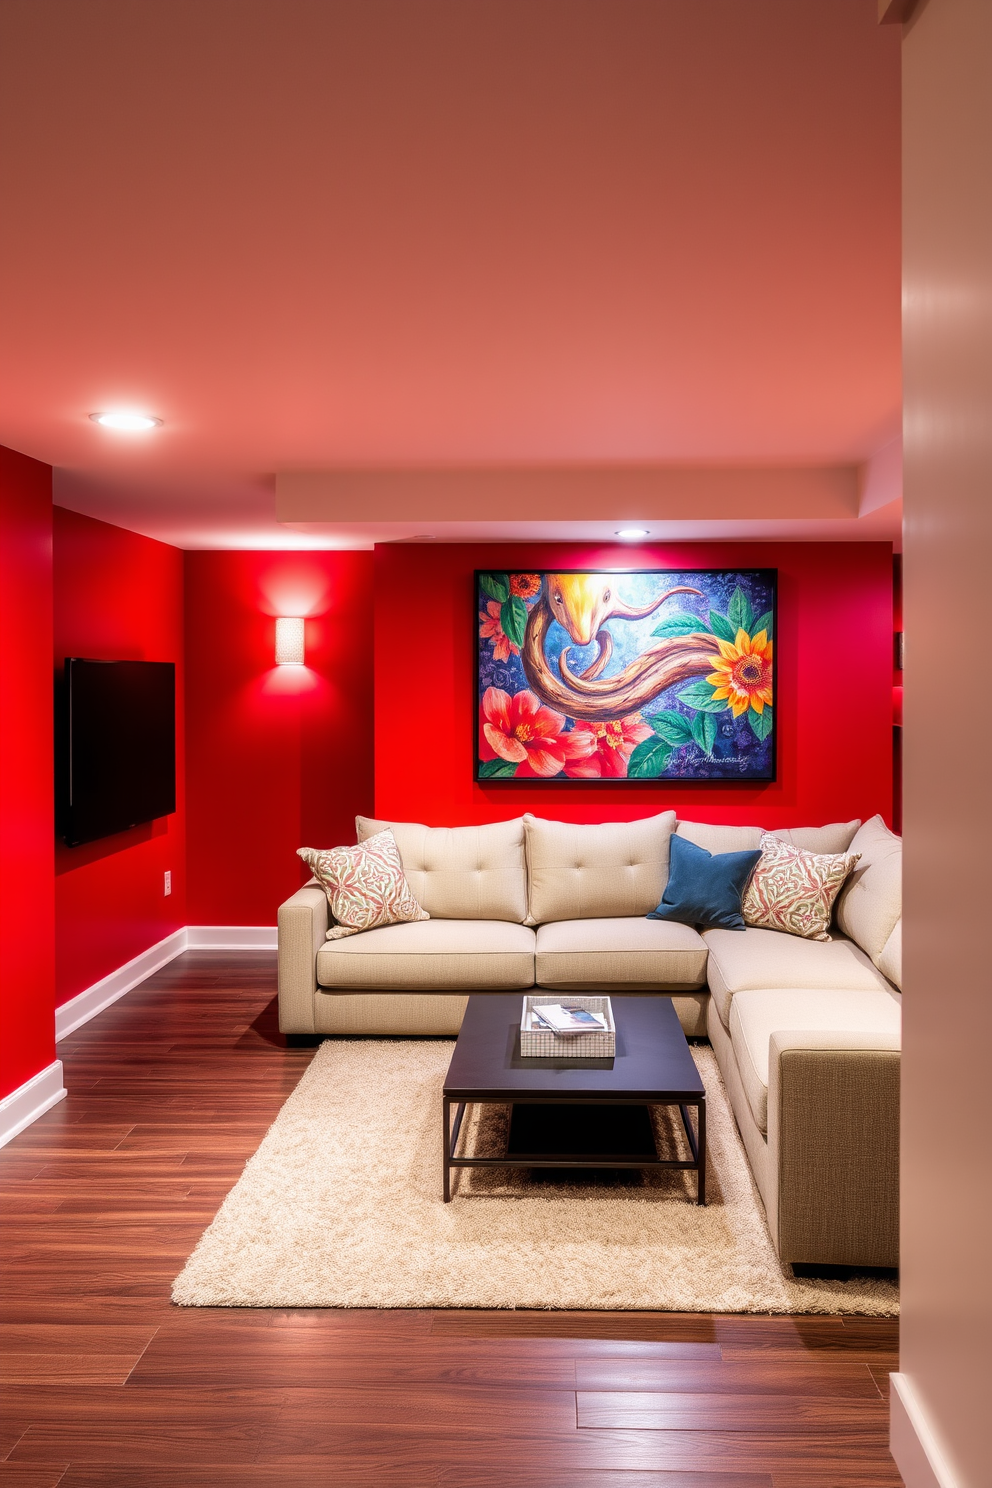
[442,994,706,1203]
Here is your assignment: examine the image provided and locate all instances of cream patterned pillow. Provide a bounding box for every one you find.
[298,831,429,941]
[742,832,859,942]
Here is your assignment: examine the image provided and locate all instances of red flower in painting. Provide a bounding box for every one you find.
[479,601,519,662]
[480,688,595,778]
[509,573,541,599]
[563,713,654,779]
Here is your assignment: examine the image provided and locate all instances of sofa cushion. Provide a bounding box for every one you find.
[298,833,429,940]
[356,816,528,923]
[524,811,676,924]
[675,819,860,855]
[316,919,535,991]
[648,834,761,931]
[742,833,860,942]
[834,815,902,964]
[535,917,708,990]
[876,919,901,989]
[729,987,902,1133]
[702,925,891,1028]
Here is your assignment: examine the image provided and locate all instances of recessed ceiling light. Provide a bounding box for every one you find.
[615,528,650,540]
[90,412,162,431]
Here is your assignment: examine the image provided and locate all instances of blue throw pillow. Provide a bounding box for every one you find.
[647,833,762,932]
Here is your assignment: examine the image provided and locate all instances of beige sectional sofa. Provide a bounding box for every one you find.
[278,809,902,1268]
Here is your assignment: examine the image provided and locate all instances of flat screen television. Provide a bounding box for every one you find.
[61,658,176,847]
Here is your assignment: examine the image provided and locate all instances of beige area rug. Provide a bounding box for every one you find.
[173,1039,898,1315]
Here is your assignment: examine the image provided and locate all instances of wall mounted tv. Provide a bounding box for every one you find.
[61,659,176,847]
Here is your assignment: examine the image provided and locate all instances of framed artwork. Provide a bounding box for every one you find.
[475,568,776,783]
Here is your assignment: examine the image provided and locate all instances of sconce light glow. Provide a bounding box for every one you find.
[275,617,305,666]
[615,528,650,540]
[90,412,163,431]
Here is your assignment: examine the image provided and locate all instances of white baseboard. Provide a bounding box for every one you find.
[55,927,189,1040]
[891,1373,960,1488]
[3,930,276,1145]
[55,925,277,1041]
[0,1060,66,1149]
[186,925,278,950]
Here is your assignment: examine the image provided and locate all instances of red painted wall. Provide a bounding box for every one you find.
[53,508,186,1007]
[0,447,55,1098]
[375,541,893,830]
[184,551,375,924]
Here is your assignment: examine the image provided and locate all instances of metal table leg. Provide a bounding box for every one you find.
[443,1098,466,1202]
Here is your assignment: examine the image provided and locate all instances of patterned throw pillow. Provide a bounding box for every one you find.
[298,831,429,941]
[742,832,860,942]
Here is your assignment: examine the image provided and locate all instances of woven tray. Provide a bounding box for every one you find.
[519,994,616,1058]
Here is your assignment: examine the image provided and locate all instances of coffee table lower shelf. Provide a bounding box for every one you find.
[442,1094,706,1204]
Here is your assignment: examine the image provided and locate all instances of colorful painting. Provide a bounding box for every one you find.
[475,569,776,782]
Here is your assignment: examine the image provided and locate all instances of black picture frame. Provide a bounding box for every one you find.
[474,567,777,784]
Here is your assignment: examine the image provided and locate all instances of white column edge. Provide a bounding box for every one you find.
[0,1060,66,1149]
[55,927,189,1040]
[891,1373,961,1488]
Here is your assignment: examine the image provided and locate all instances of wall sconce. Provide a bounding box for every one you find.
[275,617,305,666]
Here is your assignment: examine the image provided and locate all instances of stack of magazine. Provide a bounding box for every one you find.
[530,1002,609,1037]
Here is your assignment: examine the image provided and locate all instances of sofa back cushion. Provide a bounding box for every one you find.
[877,918,902,990]
[773,820,861,854]
[356,816,528,922]
[524,811,676,924]
[834,814,902,965]
[675,819,860,855]
[676,821,762,853]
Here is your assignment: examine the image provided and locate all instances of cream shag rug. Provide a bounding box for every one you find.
[173,1039,898,1315]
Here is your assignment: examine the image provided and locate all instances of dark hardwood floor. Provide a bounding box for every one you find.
[0,951,903,1487]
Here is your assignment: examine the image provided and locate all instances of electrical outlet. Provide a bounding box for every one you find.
[164,870,172,896]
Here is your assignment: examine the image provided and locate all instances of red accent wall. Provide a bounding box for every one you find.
[375,541,894,830]
[0,447,55,1099]
[184,551,375,925]
[53,508,186,1007]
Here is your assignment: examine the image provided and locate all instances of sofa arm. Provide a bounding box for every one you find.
[277,882,329,1034]
[768,1030,900,1268]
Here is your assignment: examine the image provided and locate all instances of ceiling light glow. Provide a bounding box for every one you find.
[615,528,650,540]
[90,412,162,431]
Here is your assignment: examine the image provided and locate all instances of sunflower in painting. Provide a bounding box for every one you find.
[706,628,773,717]
[509,572,541,599]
